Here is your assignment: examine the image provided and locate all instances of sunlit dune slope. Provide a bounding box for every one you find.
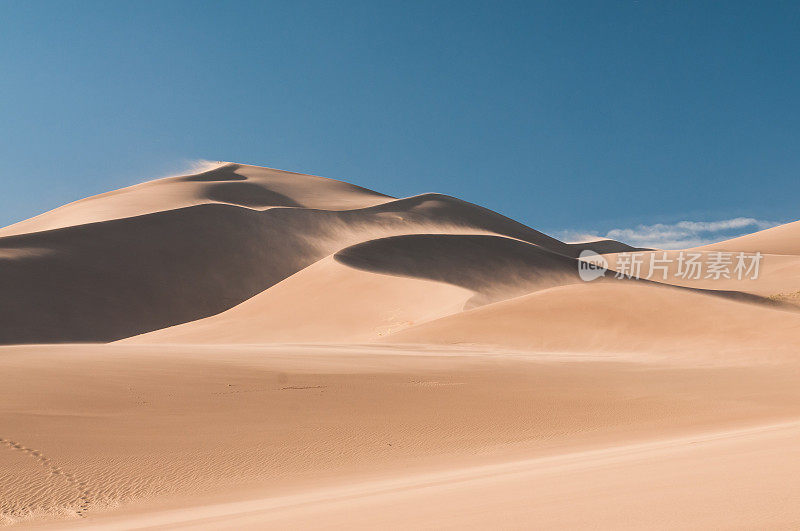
[128,234,584,344]
[602,249,800,298]
[389,281,800,359]
[126,257,472,344]
[696,219,800,255]
[0,162,394,237]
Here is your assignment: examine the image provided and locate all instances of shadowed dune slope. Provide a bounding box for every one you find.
[0,204,315,343]
[567,238,651,255]
[335,234,581,307]
[388,281,800,358]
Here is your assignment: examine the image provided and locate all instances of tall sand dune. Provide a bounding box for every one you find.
[0,164,586,344]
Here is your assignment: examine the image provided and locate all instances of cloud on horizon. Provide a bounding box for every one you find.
[557,217,781,250]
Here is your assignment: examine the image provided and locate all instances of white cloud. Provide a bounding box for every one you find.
[557,217,781,250]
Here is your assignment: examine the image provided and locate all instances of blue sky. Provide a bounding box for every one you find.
[2,1,799,247]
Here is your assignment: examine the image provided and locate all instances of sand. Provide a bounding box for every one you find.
[2,162,799,528]
[4,344,800,529]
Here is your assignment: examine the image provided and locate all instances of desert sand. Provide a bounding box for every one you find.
[2,162,799,528]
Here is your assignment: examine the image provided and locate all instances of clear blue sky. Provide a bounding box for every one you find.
[2,1,799,244]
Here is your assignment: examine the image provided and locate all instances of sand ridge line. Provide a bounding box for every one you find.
[0,437,92,518]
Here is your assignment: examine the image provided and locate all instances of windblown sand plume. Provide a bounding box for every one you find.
[2,162,800,528]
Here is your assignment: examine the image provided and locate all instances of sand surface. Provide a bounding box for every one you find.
[57,421,800,530]
[2,162,800,528]
[4,343,800,529]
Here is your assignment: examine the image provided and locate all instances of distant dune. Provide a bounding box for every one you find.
[696,219,800,255]
[2,162,800,528]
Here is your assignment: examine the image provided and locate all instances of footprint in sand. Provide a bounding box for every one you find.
[0,437,92,517]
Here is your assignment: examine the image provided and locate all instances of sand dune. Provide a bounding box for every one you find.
[697,219,800,255]
[3,161,800,528]
[128,257,473,344]
[600,249,800,298]
[1,162,629,345]
[389,281,800,358]
[0,165,582,344]
[595,220,800,300]
[0,163,394,237]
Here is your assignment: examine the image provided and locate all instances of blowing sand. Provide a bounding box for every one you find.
[2,162,800,528]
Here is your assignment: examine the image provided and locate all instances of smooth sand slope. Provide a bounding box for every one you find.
[602,249,800,298]
[4,344,800,529]
[61,421,800,530]
[698,219,800,255]
[129,257,474,344]
[2,161,800,528]
[389,281,800,358]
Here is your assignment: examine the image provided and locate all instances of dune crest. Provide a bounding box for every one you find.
[0,163,393,238]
